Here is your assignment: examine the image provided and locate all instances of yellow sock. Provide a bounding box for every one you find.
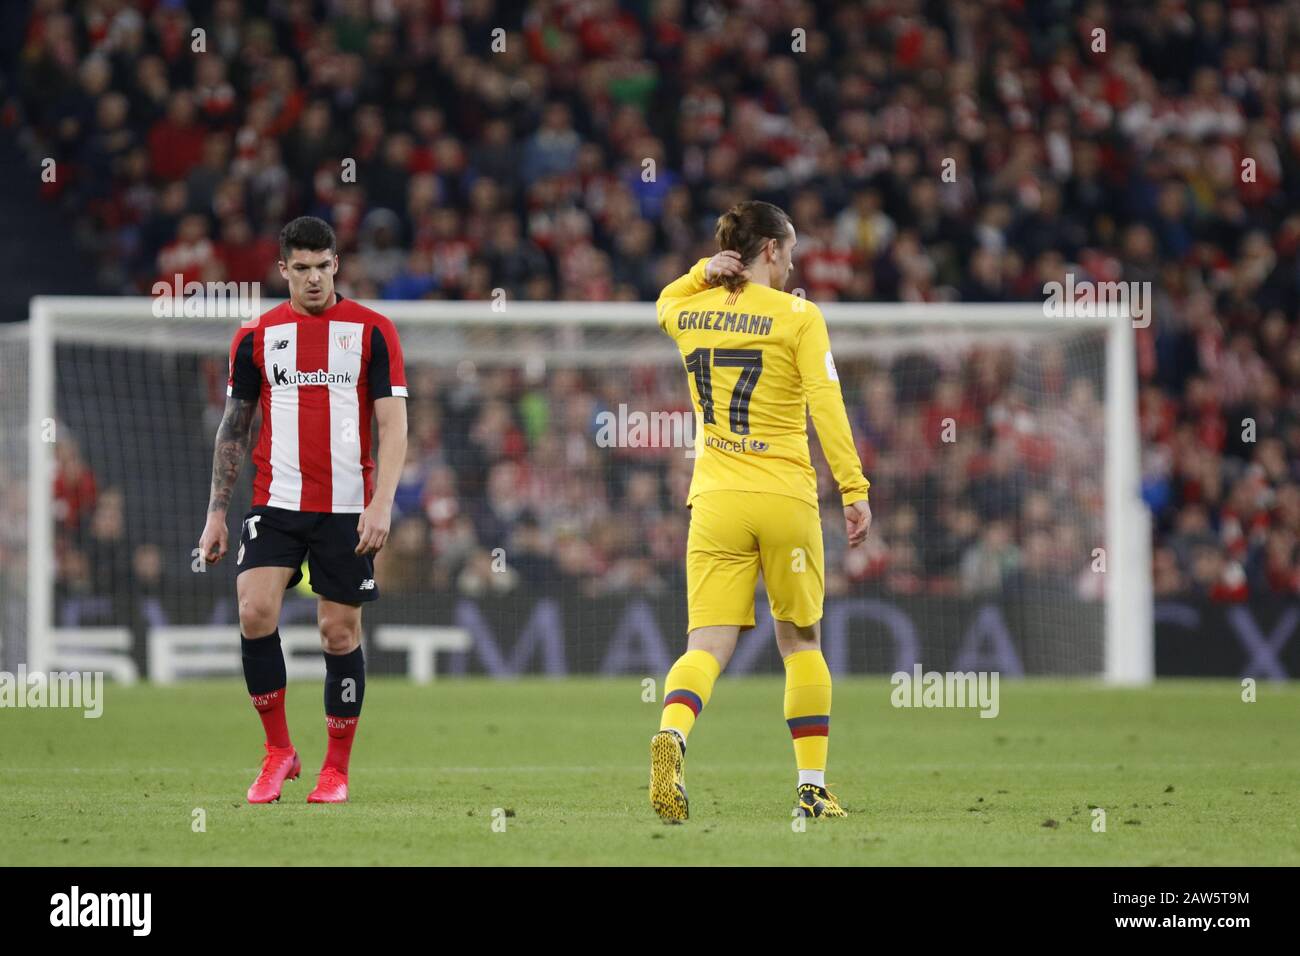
[659,649,721,741]
[784,649,831,775]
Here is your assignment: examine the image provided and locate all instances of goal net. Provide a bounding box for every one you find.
[11,297,1151,684]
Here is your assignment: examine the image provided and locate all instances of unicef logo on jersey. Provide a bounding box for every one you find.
[750,440,769,451]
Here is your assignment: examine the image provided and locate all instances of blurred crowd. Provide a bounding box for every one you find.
[11,0,1300,603]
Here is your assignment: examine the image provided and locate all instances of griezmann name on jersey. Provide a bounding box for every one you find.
[657,257,870,509]
[227,296,407,514]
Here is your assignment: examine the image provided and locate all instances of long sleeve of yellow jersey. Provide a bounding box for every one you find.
[795,304,871,507]
[656,257,712,330]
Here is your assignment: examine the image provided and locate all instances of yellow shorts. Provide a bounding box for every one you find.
[685,490,825,631]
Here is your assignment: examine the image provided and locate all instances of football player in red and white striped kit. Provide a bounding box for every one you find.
[198,216,408,804]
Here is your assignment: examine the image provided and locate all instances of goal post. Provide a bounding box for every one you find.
[16,295,1152,684]
[0,320,31,674]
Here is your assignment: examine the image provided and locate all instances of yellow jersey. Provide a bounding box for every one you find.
[657,257,870,509]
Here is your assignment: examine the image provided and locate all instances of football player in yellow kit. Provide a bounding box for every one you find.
[650,200,872,822]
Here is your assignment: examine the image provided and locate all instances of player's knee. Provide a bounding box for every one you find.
[318,614,361,654]
[774,618,820,656]
[238,595,279,637]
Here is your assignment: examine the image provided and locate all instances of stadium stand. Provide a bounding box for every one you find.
[4,0,1300,620]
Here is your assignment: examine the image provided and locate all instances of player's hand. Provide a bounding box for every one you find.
[356,501,392,555]
[844,499,872,548]
[704,250,746,284]
[199,514,229,564]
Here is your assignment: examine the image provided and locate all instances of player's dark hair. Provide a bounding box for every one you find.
[279,216,337,261]
[714,200,792,291]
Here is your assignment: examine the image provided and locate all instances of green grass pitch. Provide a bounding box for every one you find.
[1,677,1297,865]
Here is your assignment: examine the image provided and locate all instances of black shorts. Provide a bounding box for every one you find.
[235,505,378,604]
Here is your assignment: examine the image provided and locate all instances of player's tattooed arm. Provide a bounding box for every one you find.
[207,396,257,514]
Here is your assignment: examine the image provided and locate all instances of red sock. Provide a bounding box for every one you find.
[251,688,291,749]
[324,716,359,773]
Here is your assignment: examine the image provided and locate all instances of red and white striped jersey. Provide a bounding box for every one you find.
[227,296,407,513]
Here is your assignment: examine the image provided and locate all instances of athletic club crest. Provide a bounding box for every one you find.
[335,332,358,351]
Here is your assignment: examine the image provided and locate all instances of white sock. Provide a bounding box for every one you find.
[798,769,825,788]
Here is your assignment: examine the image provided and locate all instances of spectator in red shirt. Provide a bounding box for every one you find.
[215,216,277,284]
[53,435,98,540]
[155,213,214,287]
[147,90,206,180]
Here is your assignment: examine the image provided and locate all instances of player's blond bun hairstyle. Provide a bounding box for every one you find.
[713,200,792,291]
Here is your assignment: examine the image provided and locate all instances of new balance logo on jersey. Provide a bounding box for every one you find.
[271,364,355,387]
[359,579,375,590]
[269,338,289,351]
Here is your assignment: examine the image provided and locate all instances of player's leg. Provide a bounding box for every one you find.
[662,491,758,743]
[660,625,735,743]
[652,491,759,822]
[238,565,297,752]
[760,500,844,817]
[774,619,842,817]
[308,597,364,803]
[235,507,310,804]
[303,512,378,804]
[775,618,832,792]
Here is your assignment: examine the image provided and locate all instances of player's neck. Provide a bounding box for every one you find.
[288,293,337,316]
[745,264,778,290]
